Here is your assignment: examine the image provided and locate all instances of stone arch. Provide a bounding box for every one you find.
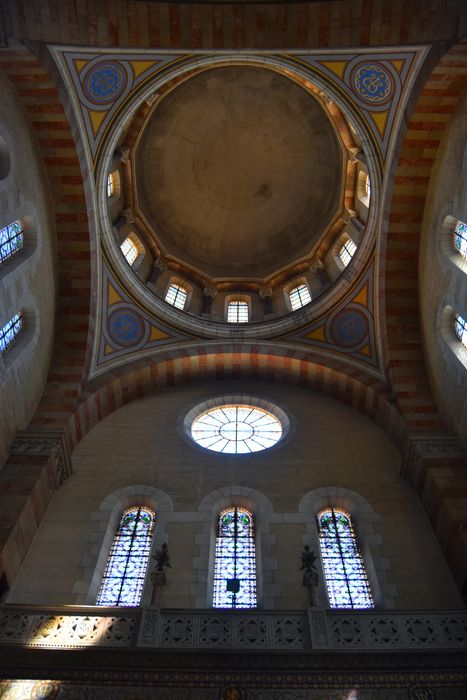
[381,41,467,435]
[69,347,404,455]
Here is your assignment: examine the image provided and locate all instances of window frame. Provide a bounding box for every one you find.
[96,505,156,607]
[0,312,23,355]
[165,282,189,310]
[338,237,357,267]
[288,282,312,311]
[0,219,24,265]
[317,506,374,610]
[213,506,257,609]
[226,298,249,323]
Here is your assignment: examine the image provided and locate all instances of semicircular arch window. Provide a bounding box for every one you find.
[191,404,283,454]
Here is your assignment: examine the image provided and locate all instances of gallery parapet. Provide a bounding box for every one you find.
[0,605,465,652]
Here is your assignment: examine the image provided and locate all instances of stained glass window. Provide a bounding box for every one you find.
[96,506,156,607]
[0,220,24,264]
[120,237,138,266]
[318,508,373,609]
[454,220,467,260]
[339,238,357,267]
[0,313,23,354]
[289,283,312,311]
[213,507,257,608]
[227,300,249,323]
[165,283,188,310]
[455,314,467,348]
[191,404,283,454]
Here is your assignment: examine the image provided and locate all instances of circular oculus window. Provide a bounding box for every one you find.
[191,404,283,454]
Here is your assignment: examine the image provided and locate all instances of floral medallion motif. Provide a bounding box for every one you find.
[329,308,369,349]
[350,62,394,106]
[84,61,128,105]
[108,307,145,347]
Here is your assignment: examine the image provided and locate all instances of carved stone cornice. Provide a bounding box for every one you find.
[10,430,72,486]
[401,433,465,490]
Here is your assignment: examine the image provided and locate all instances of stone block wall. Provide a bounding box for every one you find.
[7,379,463,610]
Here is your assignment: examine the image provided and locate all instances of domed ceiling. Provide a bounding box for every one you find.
[135,66,343,280]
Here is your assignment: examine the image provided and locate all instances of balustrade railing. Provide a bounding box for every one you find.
[0,605,465,652]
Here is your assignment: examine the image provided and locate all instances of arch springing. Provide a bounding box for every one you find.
[96,506,156,606]
[0,220,23,264]
[213,507,257,608]
[317,507,373,609]
[0,313,23,354]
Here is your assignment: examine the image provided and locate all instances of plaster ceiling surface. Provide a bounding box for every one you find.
[135,66,343,279]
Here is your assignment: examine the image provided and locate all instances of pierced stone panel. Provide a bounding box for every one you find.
[159,615,194,647]
[199,616,232,647]
[0,613,138,648]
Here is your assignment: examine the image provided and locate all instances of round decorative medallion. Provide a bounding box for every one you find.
[84,61,127,105]
[350,62,394,106]
[329,308,369,349]
[108,307,145,347]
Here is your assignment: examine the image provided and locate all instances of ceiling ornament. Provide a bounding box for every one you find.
[48,47,426,383]
[290,50,426,166]
[95,262,192,373]
[286,257,380,371]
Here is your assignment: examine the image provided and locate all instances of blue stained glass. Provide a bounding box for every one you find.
[213,507,257,609]
[455,314,467,348]
[0,313,23,354]
[96,506,156,607]
[318,508,373,609]
[454,220,467,260]
[0,220,24,264]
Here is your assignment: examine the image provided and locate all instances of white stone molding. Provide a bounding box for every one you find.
[194,486,279,609]
[298,487,397,609]
[76,485,173,605]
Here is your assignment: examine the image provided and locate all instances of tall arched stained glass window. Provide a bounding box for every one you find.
[317,508,373,609]
[0,313,23,354]
[213,507,257,608]
[96,507,156,607]
[455,314,467,348]
[0,220,23,264]
[454,219,467,260]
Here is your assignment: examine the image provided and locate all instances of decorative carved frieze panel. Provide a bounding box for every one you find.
[10,429,73,485]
